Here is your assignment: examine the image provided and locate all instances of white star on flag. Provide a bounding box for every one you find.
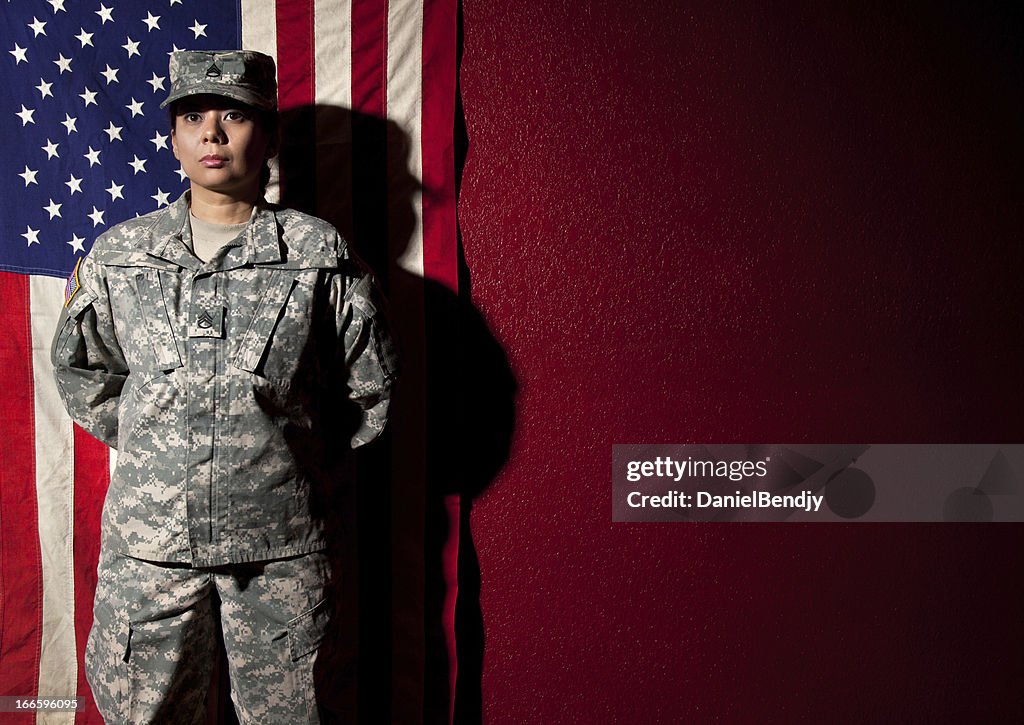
[123,38,141,59]
[28,18,47,38]
[22,226,40,246]
[16,106,35,126]
[19,166,39,186]
[53,54,72,74]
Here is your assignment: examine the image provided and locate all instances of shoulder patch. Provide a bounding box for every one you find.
[64,257,83,307]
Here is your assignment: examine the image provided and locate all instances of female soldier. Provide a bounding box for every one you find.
[52,50,397,723]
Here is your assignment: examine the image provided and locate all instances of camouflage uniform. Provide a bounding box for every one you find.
[51,50,397,723]
[52,190,395,722]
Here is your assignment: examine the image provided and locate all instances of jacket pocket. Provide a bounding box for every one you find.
[287,597,331,661]
[118,368,182,451]
[233,270,317,381]
[130,270,183,372]
[231,270,320,421]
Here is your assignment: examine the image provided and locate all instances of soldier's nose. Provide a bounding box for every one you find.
[202,120,225,143]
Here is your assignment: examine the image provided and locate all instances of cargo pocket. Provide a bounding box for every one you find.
[123,615,211,724]
[124,618,159,724]
[84,606,131,723]
[288,597,331,661]
[287,598,332,724]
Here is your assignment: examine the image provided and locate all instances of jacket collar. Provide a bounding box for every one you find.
[144,191,283,268]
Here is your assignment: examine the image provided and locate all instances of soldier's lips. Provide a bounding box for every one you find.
[200,155,227,168]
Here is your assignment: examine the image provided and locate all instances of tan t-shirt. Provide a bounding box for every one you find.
[189,211,248,263]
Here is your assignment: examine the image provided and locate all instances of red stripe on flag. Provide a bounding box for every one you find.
[72,425,107,725]
[276,0,317,110]
[275,1,318,212]
[421,2,461,720]
[0,271,42,723]
[421,0,458,292]
[351,0,389,117]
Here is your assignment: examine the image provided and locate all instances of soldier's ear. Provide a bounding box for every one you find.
[171,128,180,161]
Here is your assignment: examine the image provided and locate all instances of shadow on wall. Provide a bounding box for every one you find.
[201,78,513,723]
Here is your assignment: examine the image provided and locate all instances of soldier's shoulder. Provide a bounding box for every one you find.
[273,207,343,250]
[270,207,366,273]
[90,206,170,253]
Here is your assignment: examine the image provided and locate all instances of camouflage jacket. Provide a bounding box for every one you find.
[51,193,398,566]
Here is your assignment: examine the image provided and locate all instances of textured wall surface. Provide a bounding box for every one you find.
[457,1,1022,721]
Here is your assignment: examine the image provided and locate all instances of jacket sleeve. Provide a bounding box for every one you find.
[335,261,400,448]
[50,255,128,448]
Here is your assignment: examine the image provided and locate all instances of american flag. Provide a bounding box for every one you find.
[0,1,459,722]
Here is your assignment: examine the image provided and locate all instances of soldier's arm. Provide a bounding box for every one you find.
[334,255,399,448]
[50,255,129,448]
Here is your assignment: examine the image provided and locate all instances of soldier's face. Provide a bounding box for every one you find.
[171,95,274,199]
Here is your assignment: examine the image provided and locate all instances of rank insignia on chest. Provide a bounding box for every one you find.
[64,258,82,307]
[188,305,227,338]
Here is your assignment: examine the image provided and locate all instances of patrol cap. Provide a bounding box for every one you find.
[161,50,278,110]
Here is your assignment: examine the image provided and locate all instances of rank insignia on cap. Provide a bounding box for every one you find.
[64,257,82,307]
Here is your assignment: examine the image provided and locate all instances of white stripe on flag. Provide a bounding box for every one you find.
[316,0,352,107]
[384,4,430,721]
[242,0,281,204]
[388,0,425,277]
[315,0,354,219]
[30,276,77,725]
[241,1,279,66]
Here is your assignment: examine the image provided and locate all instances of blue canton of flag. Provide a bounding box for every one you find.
[1,0,241,277]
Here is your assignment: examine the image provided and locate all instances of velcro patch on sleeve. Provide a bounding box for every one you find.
[64,257,83,307]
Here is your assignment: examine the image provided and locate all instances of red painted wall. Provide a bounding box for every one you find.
[457,1,1022,722]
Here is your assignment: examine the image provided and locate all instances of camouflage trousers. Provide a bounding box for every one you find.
[85,549,332,724]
